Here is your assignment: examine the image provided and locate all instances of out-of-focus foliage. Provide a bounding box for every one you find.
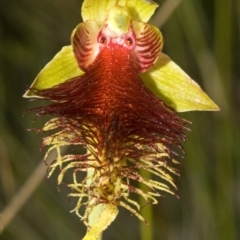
[0,0,240,240]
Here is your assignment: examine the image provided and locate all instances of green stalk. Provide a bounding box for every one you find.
[86,168,103,240]
[83,167,119,240]
[83,201,118,240]
[139,169,153,240]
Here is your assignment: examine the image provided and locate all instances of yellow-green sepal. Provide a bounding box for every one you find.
[81,0,158,24]
[140,53,220,112]
[23,46,83,98]
[82,0,124,24]
[126,0,158,23]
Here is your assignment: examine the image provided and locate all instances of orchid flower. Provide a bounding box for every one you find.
[24,0,219,239]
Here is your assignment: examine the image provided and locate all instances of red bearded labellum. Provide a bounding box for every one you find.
[29,18,190,222]
[32,42,188,161]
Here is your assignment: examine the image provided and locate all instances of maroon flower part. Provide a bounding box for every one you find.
[29,35,189,222]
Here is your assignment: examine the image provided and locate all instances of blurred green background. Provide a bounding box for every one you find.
[0,0,239,239]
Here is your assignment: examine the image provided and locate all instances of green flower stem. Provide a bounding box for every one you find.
[86,168,103,240]
[83,195,119,239]
[88,204,104,240]
[139,169,153,240]
[83,168,119,240]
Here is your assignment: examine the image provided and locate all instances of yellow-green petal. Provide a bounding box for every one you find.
[81,0,124,24]
[140,53,220,112]
[126,0,158,23]
[23,46,83,98]
[81,0,158,24]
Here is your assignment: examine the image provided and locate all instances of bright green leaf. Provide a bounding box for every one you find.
[23,45,83,98]
[140,53,220,112]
